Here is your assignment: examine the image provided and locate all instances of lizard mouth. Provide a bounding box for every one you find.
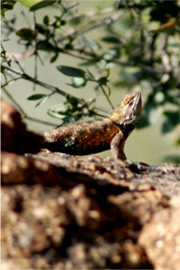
[133,92,141,109]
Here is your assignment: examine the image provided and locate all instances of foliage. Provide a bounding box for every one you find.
[1,0,180,142]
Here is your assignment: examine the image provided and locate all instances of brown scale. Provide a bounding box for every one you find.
[43,118,120,155]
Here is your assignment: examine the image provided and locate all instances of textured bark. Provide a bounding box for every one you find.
[1,100,180,270]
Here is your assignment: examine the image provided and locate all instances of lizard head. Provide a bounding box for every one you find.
[110,92,142,128]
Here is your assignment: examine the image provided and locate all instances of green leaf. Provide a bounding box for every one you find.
[1,0,16,17]
[35,96,48,107]
[53,16,66,28]
[81,36,98,49]
[16,28,37,41]
[68,77,87,88]
[103,48,120,60]
[56,65,86,78]
[36,40,55,51]
[102,36,120,44]
[162,111,179,133]
[80,60,99,67]
[30,0,56,11]
[98,76,108,85]
[163,155,180,164]
[48,110,64,119]
[43,15,49,26]
[86,69,95,80]
[62,115,80,124]
[27,94,47,100]
[66,95,79,106]
[35,23,49,35]
[18,0,41,8]
[47,103,67,119]
[50,53,59,63]
[69,16,82,26]
[64,43,74,50]
[175,138,180,146]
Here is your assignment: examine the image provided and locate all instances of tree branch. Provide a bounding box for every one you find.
[2,65,112,115]
[2,87,57,126]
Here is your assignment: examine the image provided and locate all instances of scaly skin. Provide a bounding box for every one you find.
[43,92,142,160]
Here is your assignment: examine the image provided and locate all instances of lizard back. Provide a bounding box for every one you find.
[43,118,120,155]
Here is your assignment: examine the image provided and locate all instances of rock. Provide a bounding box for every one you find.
[1,99,180,269]
[139,205,180,270]
[1,100,43,154]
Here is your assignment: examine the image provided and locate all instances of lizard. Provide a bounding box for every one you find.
[42,92,142,160]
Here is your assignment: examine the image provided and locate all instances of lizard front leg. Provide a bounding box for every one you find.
[110,132,126,160]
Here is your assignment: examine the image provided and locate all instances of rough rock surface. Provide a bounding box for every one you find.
[1,100,180,270]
